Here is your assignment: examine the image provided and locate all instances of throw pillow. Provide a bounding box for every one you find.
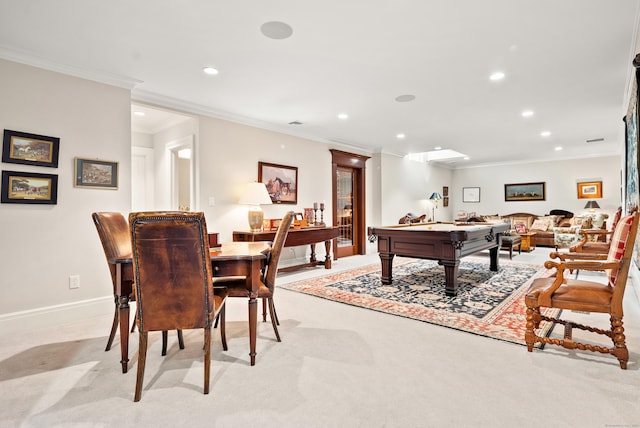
[531,219,549,231]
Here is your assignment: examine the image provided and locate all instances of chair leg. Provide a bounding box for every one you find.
[105,298,119,351]
[213,312,219,329]
[219,305,228,351]
[524,306,538,352]
[611,316,629,369]
[262,298,267,322]
[161,331,168,356]
[134,332,148,402]
[177,330,185,349]
[268,298,281,342]
[204,327,211,395]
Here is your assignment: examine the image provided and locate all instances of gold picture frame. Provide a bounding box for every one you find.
[577,181,602,199]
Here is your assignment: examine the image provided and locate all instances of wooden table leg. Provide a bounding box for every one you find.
[441,259,460,296]
[323,240,332,269]
[248,294,257,366]
[380,253,394,284]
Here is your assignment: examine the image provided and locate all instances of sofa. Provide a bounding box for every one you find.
[458,210,575,248]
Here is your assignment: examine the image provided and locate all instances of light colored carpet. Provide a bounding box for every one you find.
[1,248,639,428]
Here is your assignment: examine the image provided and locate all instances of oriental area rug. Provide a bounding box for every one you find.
[281,257,559,347]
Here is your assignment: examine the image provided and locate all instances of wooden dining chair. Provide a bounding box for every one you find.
[92,212,183,373]
[524,212,639,369]
[213,211,294,342]
[129,211,228,401]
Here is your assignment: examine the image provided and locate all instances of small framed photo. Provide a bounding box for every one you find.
[443,196,449,207]
[442,186,449,197]
[2,129,60,168]
[1,170,58,204]
[74,157,118,189]
[514,223,527,234]
[577,181,602,199]
[258,161,298,204]
[462,187,480,203]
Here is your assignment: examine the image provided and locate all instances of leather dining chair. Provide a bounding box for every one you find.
[129,211,228,401]
[214,211,294,342]
[524,212,639,369]
[92,212,183,373]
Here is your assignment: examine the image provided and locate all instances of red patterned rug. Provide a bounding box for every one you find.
[281,257,559,347]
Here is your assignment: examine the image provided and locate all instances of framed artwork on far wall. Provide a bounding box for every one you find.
[2,129,60,168]
[504,182,546,201]
[577,181,603,199]
[74,157,119,189]
[462,187,480,203]
[258,161,298,204]
[1,170,58,204]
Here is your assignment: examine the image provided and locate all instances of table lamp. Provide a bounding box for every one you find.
[239,182,272,232]
[584,201,600,212]
[429,192,442,221]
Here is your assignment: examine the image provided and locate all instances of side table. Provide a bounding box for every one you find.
[519,232,537,252]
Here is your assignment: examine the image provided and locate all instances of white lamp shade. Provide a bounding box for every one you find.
[239,182,272,205]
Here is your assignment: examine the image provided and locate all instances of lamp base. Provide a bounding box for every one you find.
[247,206,264,232]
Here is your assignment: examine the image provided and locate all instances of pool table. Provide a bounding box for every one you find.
[368,222,510,296]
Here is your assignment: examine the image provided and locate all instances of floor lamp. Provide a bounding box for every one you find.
[429,192,442,222]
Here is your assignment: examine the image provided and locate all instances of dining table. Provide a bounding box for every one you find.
[209,241,271,366]
[112,240,271,372]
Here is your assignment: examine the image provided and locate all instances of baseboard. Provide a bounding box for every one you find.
[0,296,113,335]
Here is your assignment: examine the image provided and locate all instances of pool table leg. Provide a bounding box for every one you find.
[380,253,394,284]
[441,259,460,296]
[489,246,499,271]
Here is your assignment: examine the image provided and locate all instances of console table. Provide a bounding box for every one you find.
[232,226,340,272]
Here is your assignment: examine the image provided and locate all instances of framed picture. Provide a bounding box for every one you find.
[443,196,449,207]
[577,181,603,199]
[258,161,298,204]
[74,157,118,189]
[462,187,480,203]
[514,223,527,234]
[1,170,58,204]
[442,186,449,197]
[504,182,546,201]
[2,129,60,168]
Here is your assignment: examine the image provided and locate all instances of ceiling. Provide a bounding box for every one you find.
[1,1,639,168]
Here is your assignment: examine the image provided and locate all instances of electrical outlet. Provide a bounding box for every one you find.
[69,275,80,289]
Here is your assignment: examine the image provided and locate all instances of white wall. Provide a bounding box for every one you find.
[0,59,131,317]
[451,156,621,221]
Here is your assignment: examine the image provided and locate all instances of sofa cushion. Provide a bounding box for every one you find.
[511,216,533,230]
[570,216,593,229]
[531,219,549,231]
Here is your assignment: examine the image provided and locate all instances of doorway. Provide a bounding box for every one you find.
[331,149,370,258]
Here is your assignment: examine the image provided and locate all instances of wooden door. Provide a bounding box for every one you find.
[331,149,370,258]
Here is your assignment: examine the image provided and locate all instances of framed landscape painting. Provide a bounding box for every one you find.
[504,182,546,201]
[74,157,118,189]
[577,181,602,199]
[2,129,60,168]
[1,170,58,204]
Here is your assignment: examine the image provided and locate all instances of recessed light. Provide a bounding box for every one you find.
[133,111,145,117]
[261,21,293,40]
[395,94,416,103]
[396,133,406,139]
[521,110,534,118]
[489,71,505,81]
[203,67,219,75]
[338,113,349,120]
[555,146,563,151]
[540,131,551,137]
[464,157,470,160]
[434,146,442,150]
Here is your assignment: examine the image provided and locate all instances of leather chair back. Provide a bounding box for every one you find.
[263,211,294,291]
[92,212,133,290]
[129,211,216,332]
